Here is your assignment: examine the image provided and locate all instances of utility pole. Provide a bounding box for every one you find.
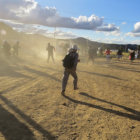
[86,37,89,56]
[54,27,56,46]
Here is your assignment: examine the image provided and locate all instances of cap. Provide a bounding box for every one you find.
[72,44,78,50]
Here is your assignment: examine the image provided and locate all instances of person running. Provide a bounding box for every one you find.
[61,45,80,94]
[87,46,97,64]
[13,41,20,56]
[46,43,55,63]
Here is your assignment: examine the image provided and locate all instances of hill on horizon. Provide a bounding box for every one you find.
[0,22,139,53]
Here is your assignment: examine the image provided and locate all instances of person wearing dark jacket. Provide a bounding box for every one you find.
[117,49,123,60]
[61,45,80,94]
[129,49,135,62]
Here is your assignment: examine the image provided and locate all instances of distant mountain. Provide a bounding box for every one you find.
[0,22,52,50]
[0,22,139,53]
[72,37,140,52]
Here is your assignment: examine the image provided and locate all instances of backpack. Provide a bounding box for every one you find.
[63,53,75,68]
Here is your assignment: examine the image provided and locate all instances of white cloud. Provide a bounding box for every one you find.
[127,22,140,37]
[94,36,140,45]
[72,15,103,30]
[0,0,37,19]
[0,19,77,39]
[126,32,140,37]
[94,37,126,44]
[0,0,119,32]
[96,24,120,32]
[134,22,140,32]
[130,39,140,45]
[106,31,121,36]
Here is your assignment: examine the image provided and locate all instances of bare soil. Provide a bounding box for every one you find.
[0,56,140,140]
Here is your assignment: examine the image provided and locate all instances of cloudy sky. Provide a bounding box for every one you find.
[0,0,140,44]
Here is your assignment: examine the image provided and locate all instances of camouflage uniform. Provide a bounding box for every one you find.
[62,52,79,91]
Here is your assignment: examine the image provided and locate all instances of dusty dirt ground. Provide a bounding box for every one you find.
[0,55,140,140]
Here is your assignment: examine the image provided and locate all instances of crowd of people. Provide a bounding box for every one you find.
[45,42,140,66]
[104,47,140,63]
[59,44,140,94]
[1,40,140,94]
[0,40,20,58]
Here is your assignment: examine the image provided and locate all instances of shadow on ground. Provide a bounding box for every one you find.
[62,92,140,121]
[23,66,61,82]
[0,93,56,140]
[0,57,32,79]
[0,105,36,140]
[79,70,125,80]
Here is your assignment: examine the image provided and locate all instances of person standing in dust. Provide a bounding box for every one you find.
[105,48,112,62]
[13,41,20,56]
[63,43,69,55]
[98,47,103,56]
[3,40,11,58]
[87,46,97,64]
[46,43,55,63]
[129,49,135,63]
[117,48,123,61]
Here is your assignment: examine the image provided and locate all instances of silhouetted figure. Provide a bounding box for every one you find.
[3,40,11,58]
[87,46,97,64]
[137,49,140,59]
[13,41,20,56]
[62,45,80,94]
[46,43,55,63]
[117,49,123,60]
[137,46,140,59]
[129,49,135,63]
